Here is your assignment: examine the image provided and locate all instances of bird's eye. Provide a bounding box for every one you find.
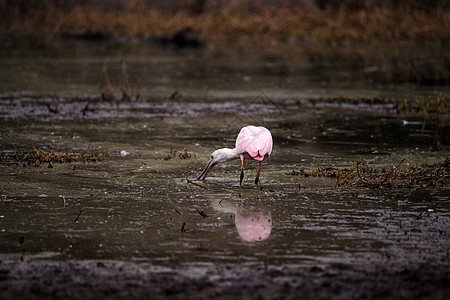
[211,155,214,159]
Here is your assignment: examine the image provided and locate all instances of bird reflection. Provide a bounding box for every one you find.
[211,199,272,242]
[235,206,272,242]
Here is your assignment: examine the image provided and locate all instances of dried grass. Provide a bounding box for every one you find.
[1,148,104,167]
[289,158,449,188]
[100,63,116,102]
[164,147,197,160]
[1,1,448,47]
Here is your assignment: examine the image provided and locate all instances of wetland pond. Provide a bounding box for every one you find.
[0,39,449,299]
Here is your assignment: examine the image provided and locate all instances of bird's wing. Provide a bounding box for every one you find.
[236,126,273,161]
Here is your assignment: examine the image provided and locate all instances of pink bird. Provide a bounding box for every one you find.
[197,125,273,185]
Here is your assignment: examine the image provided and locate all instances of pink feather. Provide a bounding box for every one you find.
[236,126,273,161]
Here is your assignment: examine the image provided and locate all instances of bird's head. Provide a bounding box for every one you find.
[196,148,238,180]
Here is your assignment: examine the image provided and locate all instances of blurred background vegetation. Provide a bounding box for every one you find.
[0,0,448,48]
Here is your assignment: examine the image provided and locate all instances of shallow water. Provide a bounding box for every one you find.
[0,39,449,285]
[0,38,448,98]
[0,100,448,271]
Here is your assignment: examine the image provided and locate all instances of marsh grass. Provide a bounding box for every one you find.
[100,63,116,102]
[164,147,198,160]
[1,148,104,167]
[100,59,134,102]
[289,158,449,188]
[1,1,448,48]
[120,59,132,101]
[396,94,450,115]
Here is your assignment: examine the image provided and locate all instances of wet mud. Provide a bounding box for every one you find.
[1,38,449,299]
[1,258,448,300]
[1,96,449,299]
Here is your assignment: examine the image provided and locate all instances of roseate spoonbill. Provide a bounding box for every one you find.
[197,125,273,185]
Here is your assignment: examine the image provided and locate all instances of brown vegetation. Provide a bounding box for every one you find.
[1,148,104,167]
[289,158,449,188]
[396,94,450,115]
[1,1,448,48]
[164,147,197,160]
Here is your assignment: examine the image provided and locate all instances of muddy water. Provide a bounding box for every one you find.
[1,38,448,98]
[1,101,448,270]
[0,39,449,298]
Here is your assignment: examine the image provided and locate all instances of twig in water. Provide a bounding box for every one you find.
[380,159,407,186]
[180,222,186,232]
[169,90,179,101]
[186,177,208,189]
[74,209,82,223]
[81,102,90,116]
[175,209,182,215]
[196,209,208,218]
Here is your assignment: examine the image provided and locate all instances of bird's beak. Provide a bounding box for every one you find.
[197,159,216,180]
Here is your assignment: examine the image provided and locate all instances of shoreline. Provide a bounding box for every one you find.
[0,93,448,120]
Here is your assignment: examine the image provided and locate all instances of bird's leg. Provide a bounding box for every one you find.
[239,155,245,185]
[255,161,262,184]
